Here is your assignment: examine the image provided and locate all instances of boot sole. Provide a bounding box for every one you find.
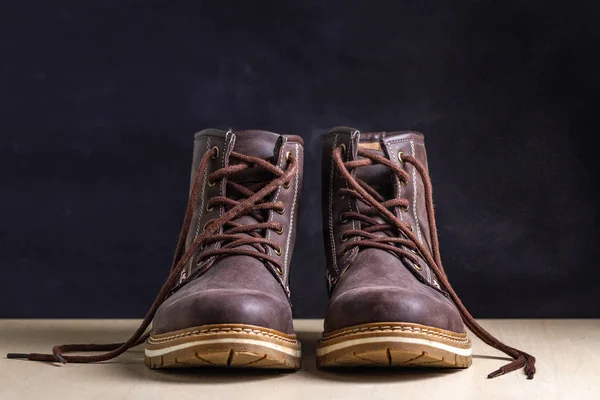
[316,322,472,369]
[145,323,301,370]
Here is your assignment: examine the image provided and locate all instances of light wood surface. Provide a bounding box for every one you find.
[0,319,598,399]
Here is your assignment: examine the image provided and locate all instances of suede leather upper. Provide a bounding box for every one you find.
[322,127,465,334]
[153,129,303,335]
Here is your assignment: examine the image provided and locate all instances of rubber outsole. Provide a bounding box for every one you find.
[145,323,301,369]
[316,322,472,368]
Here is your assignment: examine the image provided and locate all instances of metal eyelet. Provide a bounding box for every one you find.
[397,151,405,164]
[274,247,282,256]
[276,225,284,235]
[400,180,408,187]
[276,207,285,215]
[340,234,348,242]
[211,146,219,159]
[275,265,283,274]
[409,225,414,232]
[339,214,348,223]
[402,205,409,212]
[208,179,216,187]
[283,181,291,189]
[203,221,212,232]
[285,151,292,162]
[206,204,213,212]
[339,143,346,156]
[412,261,423,271]
[433,280,441,288]
[337,191,345,200]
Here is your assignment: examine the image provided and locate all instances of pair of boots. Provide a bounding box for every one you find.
[10,127,535,379]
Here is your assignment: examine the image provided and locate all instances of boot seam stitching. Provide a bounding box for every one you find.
[409,140,431,284]
[149,327,299,344]
[328,134,340,275]
[321,326,469,343]
[183,136,211,280]
[384,141,404,224]
[266,137,287,243]
[410,140,424,245]
[283,143,299,272]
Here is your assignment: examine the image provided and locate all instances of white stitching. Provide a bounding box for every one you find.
[385,140,431,282]
[149,327,299,345]
[321,325,470,344]
[191,137,211,242]
[183,136,212,279]
[384,141,403,223]
[266,138,287,242]
[283,143,299,278]
[410,140,423,244]
[328,134,340,273]
[345,136,356,232]
[219,130,231,218]
[410,140,431,282]
[209,130,232,259]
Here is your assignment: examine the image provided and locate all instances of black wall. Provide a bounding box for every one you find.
[1,1,598,318]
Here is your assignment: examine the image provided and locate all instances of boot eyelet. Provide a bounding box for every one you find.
[276,226,284,235]
[208,179,216,187]
[283,181,291,189]
[211,146,219,159]
[400,180,408,187]
[275,265,283,275]
[433,280,441,288]
[285,151,292,162]
[203,221,212,232]
[397,151,405,164]
[274,247,282,256]
[339,143,346,156]
[412,262,423,271]
[206,204,213,212]
[339,214,348,223]
[276,207,285,215]
[402,205,409,212]
[337,191,345,200]
[409,225,414,232]
[340,234,348,242]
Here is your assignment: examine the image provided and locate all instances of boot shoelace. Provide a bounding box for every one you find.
[333,146,536,380]
[7,148,297,364]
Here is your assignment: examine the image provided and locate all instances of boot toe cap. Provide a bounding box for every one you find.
[324,286,465,333]
[152,287,294,335]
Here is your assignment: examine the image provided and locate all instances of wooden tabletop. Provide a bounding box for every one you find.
[0,319,598,399]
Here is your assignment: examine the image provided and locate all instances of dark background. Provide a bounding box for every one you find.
[1,1,598,318]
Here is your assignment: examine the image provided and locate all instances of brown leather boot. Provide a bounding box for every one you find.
[145,129,304,369]
[9,129,304,369]
[316,127,536,379]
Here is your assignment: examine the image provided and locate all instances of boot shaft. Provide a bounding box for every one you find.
[322,126,438,292]
[182,129,305,293]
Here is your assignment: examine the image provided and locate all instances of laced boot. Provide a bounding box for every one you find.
[316,127,536,379]
[9,129,304,370]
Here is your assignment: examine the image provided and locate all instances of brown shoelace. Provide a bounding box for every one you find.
[7,148,297,364]
[332,146,536,380]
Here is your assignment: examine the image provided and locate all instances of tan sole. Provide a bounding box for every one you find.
[145,323,301,370]
[316,322,472,369]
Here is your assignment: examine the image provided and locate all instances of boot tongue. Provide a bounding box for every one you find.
[226,130,283,248]
[231,130,281,159]
[228,130,282,186]
[354,141,394,213]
